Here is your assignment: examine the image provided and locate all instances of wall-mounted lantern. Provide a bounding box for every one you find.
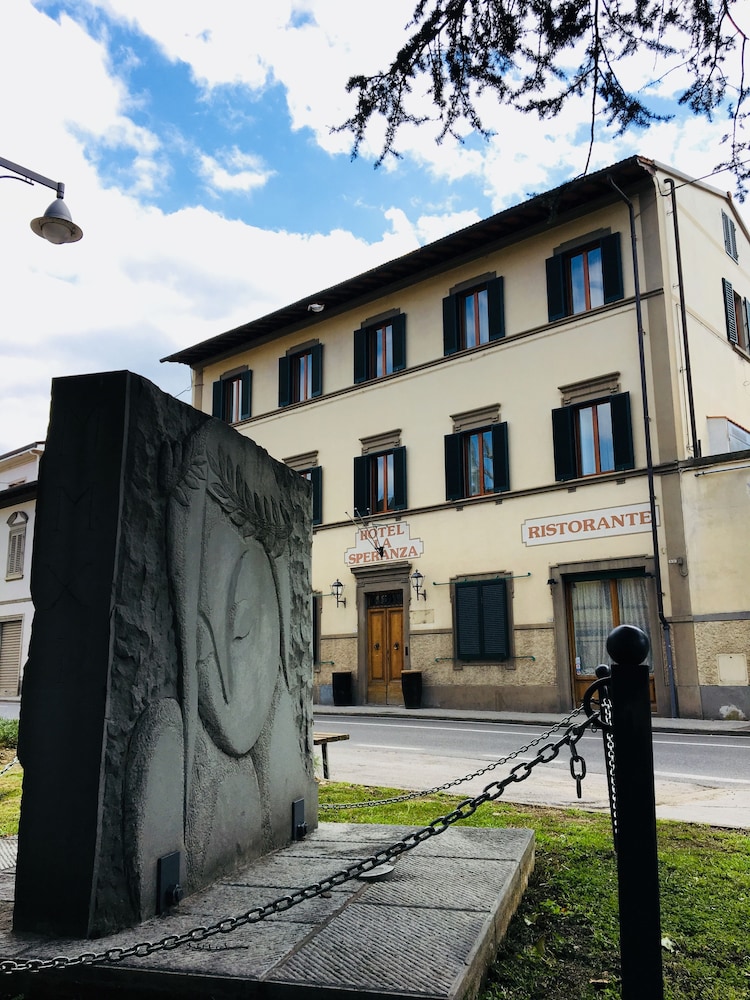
[411,570,427,601]
[331,579,346,608]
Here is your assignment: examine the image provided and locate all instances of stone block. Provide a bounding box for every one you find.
[15,371,317,938]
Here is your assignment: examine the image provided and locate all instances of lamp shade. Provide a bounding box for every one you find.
[31,196,83,244]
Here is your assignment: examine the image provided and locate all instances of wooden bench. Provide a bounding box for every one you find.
[313,732,350,779]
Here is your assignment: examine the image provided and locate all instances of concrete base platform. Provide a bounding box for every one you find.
[0,823,534,1000]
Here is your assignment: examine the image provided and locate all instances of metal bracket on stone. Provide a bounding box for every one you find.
[292,798,307,841]
[156,852,184,915]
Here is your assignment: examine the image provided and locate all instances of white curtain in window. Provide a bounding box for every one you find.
[616,577,653,670]
[570,580,612,677]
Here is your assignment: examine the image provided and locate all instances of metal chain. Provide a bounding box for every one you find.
[0,758,18,778]
[0,712,598,977]
[320,706,587,810]
[601,695,618,847]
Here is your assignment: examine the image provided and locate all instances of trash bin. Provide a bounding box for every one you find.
[401,670,422,709]
[332,671,353,707]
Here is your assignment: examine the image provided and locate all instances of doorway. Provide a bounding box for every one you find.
[565,573,656,708]
[366,590,404,705]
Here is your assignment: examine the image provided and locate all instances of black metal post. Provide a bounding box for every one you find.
[607,624,664,1000]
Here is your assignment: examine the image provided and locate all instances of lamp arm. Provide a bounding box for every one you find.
[0,156,64,199]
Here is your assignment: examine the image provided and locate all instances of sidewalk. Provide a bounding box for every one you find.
[314,703,750,736]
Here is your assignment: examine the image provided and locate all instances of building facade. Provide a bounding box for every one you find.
[165,157,750,719]
[0,443,43,719]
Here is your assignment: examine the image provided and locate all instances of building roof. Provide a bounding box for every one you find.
[162,155,659,369]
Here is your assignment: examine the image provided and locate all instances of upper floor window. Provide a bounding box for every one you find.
[546,232,623,321]
[6,511,28,580]
[284,451,322,525]
[445,423,510,500]
[354,432,407,516]
[552,392,634,481]
[279,343,323,406]
[722,278,750,351]
[443,275,505,355]
[454,577,510,662]
[212,368,252,423]
[299,466,323,525]
[722,210,739,262]
[354,313,406,383]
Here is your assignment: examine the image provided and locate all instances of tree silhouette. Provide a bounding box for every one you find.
[338,1,749,192]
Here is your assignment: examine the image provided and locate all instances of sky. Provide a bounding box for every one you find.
[1,0,747,457]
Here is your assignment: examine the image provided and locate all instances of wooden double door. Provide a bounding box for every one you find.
[367,591,404,705]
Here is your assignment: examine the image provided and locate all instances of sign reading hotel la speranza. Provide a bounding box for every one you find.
[345,522,424,565]
[522,503,658,546]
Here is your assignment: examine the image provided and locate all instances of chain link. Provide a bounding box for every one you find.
[0,758,18,778]
[0,712,598,977]
[320,707,586,810]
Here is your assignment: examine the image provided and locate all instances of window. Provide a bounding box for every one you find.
[443,276,504,355]
[722,278,750,351]
[444,423,509,500]
[279,343,323,406]
[6,511,28,580]
[353,447,407,516]
[299,466,322,525]
[354,314,406,383]
[0,618,22,697]
[552,392,634,481]
[546,232,623,321]
[212,369,251,423]
[722,210,739,262]
[454,578,510,661]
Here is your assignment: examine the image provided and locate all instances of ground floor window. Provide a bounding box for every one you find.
[454,577,510,661]
[566,573,654,705]
[0,618,22,698]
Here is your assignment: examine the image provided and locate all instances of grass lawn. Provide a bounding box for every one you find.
[0,751,746,999]
[319,783,750,1000]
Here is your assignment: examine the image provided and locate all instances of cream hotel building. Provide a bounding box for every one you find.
[165,157,750,720]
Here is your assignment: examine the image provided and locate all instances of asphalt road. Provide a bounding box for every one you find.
[313,714,750,829]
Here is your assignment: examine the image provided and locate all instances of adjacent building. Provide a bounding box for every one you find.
[163,156,750,719]
[0,442,43,719]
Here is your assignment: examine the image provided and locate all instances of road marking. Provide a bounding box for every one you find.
[654,770,750,784]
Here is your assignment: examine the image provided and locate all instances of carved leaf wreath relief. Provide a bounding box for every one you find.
[206,447,292,558]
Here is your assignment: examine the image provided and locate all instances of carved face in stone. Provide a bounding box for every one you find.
[196,517,280,756]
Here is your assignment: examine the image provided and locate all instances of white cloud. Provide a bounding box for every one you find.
[198,148,274,194]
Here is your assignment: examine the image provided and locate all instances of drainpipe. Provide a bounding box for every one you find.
[608,176,679,718]
[664,178,701,459]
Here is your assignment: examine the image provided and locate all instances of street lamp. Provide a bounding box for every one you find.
[0,155,83,244]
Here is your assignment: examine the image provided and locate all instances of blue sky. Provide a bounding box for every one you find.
[1,0,746,455]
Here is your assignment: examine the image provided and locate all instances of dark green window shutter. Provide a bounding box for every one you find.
[239,370,252,421]
[353,455,370,517]
[392,313,406,372]
[455,583,482,659]
[392,446,407,511]
[278,356,291,407]
[487,276,505,341]
[552,406,577,481]
[491,422,510,493]
[353,328,368,383]
[443,294,460,355]
[723,278,738,343]
[309,465,322,525]
[601,232,624,304]
[311,343,323,398]
[722,210,738,261]
[610,392,635,471]
[455,579,509,660]
[546,255,566,321]
[444,433,463,500]
[482,580,509,659]
[212,380,223,418]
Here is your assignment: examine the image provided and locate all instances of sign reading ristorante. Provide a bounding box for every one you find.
[344,522,424,565]
[522,502,658,546]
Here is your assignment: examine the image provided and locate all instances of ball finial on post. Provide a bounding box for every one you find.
[606,624,650,666]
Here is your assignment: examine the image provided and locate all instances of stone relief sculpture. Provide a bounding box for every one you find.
[15,372,316,939]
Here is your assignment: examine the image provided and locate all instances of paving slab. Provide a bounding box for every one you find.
[0,823,534,1000]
